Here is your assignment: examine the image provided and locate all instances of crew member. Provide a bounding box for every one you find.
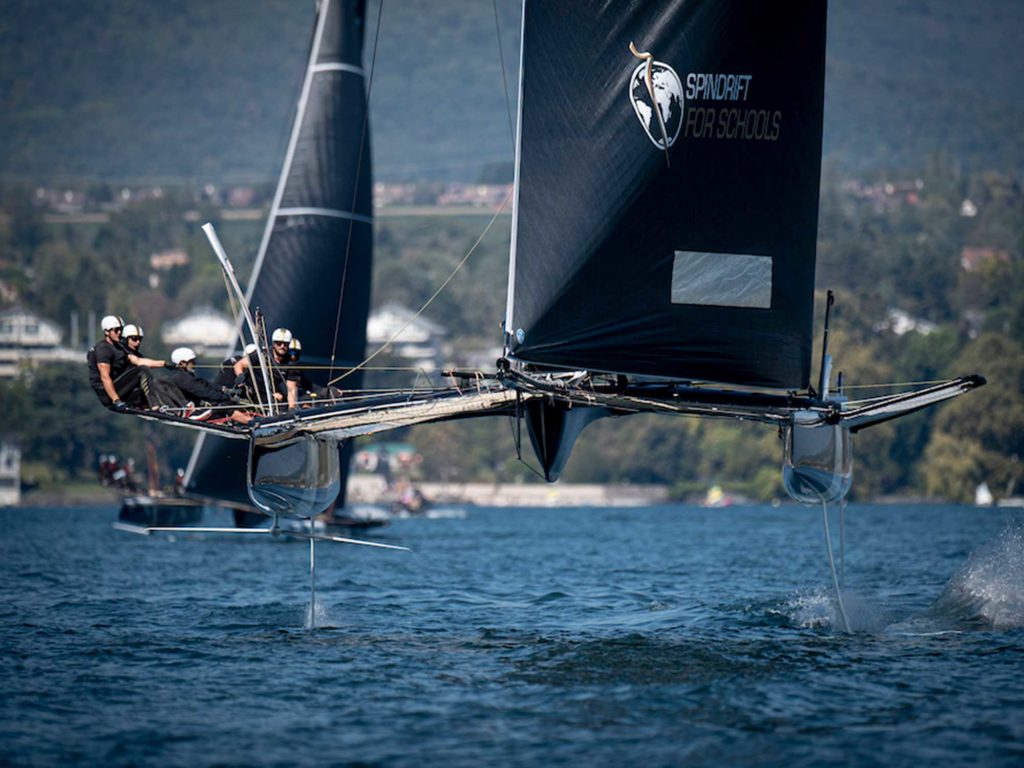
[285,337,312,407]
[233,328,295,406]
[286,337,342,406]
[162,347,252,424]
[87,315,150,410]
[213,343,257,392]
[123,323,168,370]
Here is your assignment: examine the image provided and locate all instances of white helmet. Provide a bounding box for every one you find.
[122,324,144,339]
[271,328,293,344]
[171,347,197,365]
[101,315,125,331]
[243,343,258,355]
[288,338,302,353]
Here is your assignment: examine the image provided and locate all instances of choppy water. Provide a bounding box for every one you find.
[1,503,1022,766]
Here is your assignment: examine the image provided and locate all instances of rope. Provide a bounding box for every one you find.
[492,0,515,146]
[840,378,949,391]
[506,408,547,481]
[188,364,427,373]
[221,272,247,351]
[328,186,514,387]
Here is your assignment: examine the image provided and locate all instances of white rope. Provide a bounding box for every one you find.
[328,187,513,387]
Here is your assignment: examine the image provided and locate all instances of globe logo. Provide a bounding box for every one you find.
[629,61,684,150]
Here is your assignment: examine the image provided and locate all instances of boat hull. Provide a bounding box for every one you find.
[118,496,204,527]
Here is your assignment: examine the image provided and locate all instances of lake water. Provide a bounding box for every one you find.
[1,503,1022,766]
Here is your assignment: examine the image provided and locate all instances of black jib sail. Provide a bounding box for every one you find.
[505,0,827,389]
[185,0,373,510]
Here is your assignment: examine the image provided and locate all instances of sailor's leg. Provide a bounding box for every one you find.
[136,367,159,408]
[153,378,189,409]
[112,367,147,408]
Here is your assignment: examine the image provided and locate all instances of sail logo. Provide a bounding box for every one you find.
[628,44,684,152]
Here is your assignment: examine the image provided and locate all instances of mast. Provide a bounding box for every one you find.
[185,0,374,510]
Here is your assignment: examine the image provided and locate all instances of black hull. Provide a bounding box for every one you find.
[118,496,204,527]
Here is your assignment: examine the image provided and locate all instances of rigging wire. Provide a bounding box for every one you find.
[220,272,270,415]
[492,0,516,147]
[327,0,385,383]
[840,379,950,391]
[506,409,547,482]
[328,187,514,387]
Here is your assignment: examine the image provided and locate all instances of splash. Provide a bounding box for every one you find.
[924,524,1024,631]
[782,588,894,633]
[785,589,837,629]
[304,598,338,630]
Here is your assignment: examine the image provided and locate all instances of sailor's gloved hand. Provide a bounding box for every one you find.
[166,359,176,368]
[112,400,129,412]
[234,374,248,388]
[224,387,242,398]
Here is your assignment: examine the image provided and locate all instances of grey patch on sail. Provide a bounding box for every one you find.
[671,251,773,308]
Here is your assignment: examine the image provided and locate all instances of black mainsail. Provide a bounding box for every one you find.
[505,0,827,389]
[184,0,373,510]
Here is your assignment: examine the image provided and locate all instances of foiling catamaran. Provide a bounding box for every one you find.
[118,0,983,629]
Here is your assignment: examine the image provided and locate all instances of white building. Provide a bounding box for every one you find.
[366,303,447,371]
[161,307,236,356]
[873,308,938,337]
[0,308,81,378]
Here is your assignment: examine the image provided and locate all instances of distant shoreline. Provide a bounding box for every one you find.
[10,482,966,510]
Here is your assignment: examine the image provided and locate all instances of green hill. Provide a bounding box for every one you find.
[1,0,1021,182]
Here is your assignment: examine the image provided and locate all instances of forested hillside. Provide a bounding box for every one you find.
[1,0,1022,182]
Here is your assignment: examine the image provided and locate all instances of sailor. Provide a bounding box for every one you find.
[286,337,342,406]
[213,343,257,392]
[233,328,295,406]
[121,324,163,368]
[161,347,253,424]
[121,323,170,392]
[87,315,155,410]
[284,337,312,408]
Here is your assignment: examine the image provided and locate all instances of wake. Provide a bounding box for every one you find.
[916,523,1024,631]
[783,523,1024,634]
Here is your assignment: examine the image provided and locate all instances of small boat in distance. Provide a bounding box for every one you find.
[701,486,734,509]
[105,445,203,532]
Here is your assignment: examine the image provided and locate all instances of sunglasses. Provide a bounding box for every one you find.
[126,336,141,342]
[110,327,123,334]
[273,341,289,347]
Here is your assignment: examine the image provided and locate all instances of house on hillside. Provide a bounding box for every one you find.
[0,308,81,378]
[872,308,937,337]
[161,307,236,356]
[436,183,512,207]
[150,248,190,271]
[960,246,1010,272]
[366,303,447,371]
